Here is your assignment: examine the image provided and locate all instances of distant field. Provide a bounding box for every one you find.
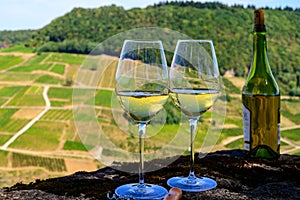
[0,55,23,71]
[25,53,49,65]
[7,86,45,106]
[0,86,23,106]
[281,128,300,141]
[50,64,65,75]
[9,64,52,72]
[225,138,243,149]
[223,77,241,94]
[45,53,85,65]
[12,152,67,172]
[0,150,9,166]
[0,118,30,133]
[0,86,23,97]
[63,140,87,151]
[9,121,65,151]
[0,73,40,82]
[0,108,34,133]
[94,90,113,107]
[0,45,34,53]
[42,109,73,121]
[0,108,19,129]
[0,135,13,146]
[48,87,73,107]
[35,75,63,85]
[281,99,300,124]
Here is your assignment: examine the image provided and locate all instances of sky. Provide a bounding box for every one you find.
[0,0,299,31]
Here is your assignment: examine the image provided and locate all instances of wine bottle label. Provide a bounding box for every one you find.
[242,104,250,151]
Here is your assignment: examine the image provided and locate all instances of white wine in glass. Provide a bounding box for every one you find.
[167,40,221,192]
[115,40,168,199]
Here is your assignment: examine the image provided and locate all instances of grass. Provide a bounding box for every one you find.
[48,87,73,107]
[0,55,23,71]
[66,65,79,82]
[0,73,40,82]
[280,141,288,146]
[0,86,23,97]
[218,128,243,144]
[0,98,7,105]
[50,64,65,75]
[94,90,113,107]
[10,121,65,151]
[97,59,118,88]
[8,86,45,106]
[12,153,67,172]
[50,101,70,107]
[225,138,243,149]
[97,109,114,124]
[224,116,243,127]
[27,85,43,94]
[63,140,87,151]
[281,110,300,125]
[74,88,113,107]
[0,45,34,53]
[48,87,73,99]
[222,77,241,94]
[41,109,73,121]
[0,134,13,146]
[62,121,77,141]
[45,53,85,65]
[281,128,300,141]
[0,109,29,134]
[9,64,52,72]
[35,75,63,84]
[24,53,49,65]
[221,128,243,137]
[281,99,300,124]
[0,119,30,133]
[0,150,9,167]
[0,108,19,130]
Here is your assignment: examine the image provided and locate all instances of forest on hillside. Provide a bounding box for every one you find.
[0,2,299,95]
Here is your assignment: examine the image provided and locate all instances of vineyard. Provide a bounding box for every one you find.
[0,48,299,188]
[41,109,73,121]
[12,153,67,172]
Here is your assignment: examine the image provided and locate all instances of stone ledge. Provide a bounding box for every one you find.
[1,150,300,199]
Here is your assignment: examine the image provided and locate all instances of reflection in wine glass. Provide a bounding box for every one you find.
[114,40,168,199]
[167,40,221,192]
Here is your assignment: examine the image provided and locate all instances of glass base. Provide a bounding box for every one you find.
[167,176,217,192]
[115,183,168,200]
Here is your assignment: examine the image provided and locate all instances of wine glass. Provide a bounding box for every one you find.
[167,40,220,192]
[114,40,169,199]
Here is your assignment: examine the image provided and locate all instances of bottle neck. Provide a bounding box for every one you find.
[252,29,271,75]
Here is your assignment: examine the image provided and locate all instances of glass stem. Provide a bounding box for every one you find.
[138,123,146,187]
[188,118,198,180]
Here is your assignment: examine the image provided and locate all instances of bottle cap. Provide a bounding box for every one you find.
[254,9,264,25]
[254,9,266,32]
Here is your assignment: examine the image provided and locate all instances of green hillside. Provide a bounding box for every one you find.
[1,2,300,95]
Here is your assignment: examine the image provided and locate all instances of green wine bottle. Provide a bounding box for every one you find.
[242,9,280,159]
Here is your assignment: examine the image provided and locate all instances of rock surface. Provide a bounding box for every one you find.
[1,150,300,200]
